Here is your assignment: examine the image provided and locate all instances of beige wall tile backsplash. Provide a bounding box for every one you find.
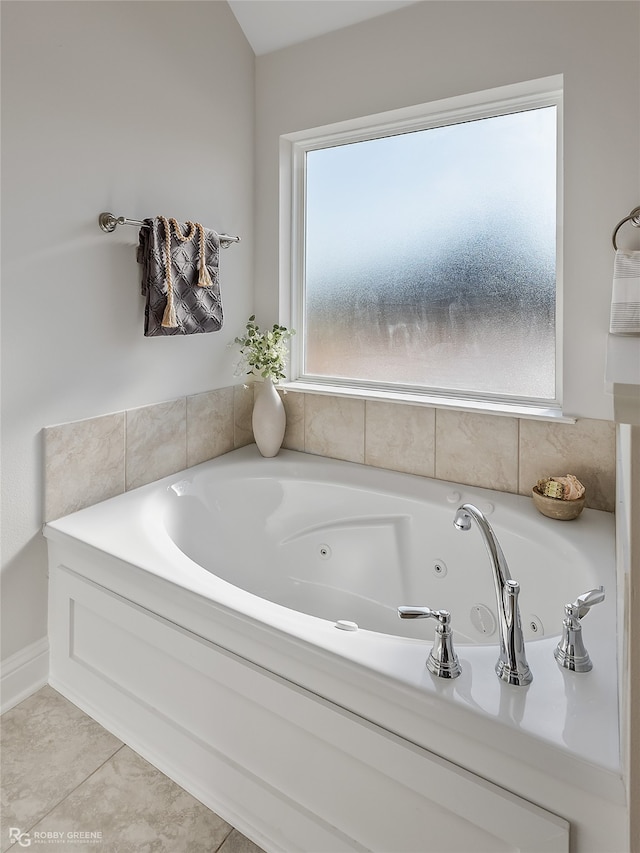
[187,387,235,468]
[43,387,617,522]
[304,395,365,463]
[43,413,125,521]
[519,418,616,511]
[281,394,615,512]
[435,410,519,493]
[126,398,187,491]
[43,386,252,522]
[365,400,435,478]
[281,389,305,451]
[233,384,255,449]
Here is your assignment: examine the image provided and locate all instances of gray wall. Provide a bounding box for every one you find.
[254,0,640,420]
[1,1,255,661]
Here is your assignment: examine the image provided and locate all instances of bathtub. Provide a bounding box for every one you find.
[45,446,627,853]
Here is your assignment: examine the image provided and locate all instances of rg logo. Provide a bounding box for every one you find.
[8,828,31,847]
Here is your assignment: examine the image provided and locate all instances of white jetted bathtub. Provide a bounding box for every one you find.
[45,446,626,853]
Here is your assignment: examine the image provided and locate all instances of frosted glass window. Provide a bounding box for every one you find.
[302,106,558,403]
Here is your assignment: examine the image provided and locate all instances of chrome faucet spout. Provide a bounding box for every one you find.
[454,504,532,687]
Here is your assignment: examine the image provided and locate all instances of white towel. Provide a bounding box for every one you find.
[609,250,640,335]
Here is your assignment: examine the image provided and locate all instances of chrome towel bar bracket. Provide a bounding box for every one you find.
[612,206,640,250]
[98,212,241,248]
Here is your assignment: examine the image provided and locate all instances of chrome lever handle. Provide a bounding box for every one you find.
[398,605,461,679]
[398,606,450,624]
[568,586,605,621]
[555,585,605,673]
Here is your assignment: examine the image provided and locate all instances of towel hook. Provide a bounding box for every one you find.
[612,206,640,250]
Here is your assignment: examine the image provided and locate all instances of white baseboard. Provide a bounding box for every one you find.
[1,637,49,714]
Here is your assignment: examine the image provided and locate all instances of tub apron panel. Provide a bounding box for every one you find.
[49,564,569,853]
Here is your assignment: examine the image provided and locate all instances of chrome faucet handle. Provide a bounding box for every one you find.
[398,606,462,679]
[568,586,605,620]
[554,585,605,672]
[398,606,445,620]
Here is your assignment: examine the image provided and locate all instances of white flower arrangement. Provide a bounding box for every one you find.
[233,315,295,382]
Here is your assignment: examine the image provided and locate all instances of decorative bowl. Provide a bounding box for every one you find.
[531,486,585,520]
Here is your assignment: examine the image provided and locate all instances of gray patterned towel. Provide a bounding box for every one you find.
[137,217,223,336]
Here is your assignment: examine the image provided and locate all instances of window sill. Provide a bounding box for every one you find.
[279,380,577,424]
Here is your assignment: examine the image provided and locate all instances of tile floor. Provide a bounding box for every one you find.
[1,686,266,853]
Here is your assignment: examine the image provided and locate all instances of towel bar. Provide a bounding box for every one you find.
[612,206,640,250]
[98,212,240,248]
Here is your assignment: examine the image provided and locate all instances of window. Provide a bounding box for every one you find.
[281,77,563,413]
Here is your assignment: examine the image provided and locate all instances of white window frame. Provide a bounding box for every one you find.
[279,75,565,420]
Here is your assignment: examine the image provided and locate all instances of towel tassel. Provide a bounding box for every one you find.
[158,216,182,328]
[162,297,178,328]
[158,217,214,326]
[196,222,214,287]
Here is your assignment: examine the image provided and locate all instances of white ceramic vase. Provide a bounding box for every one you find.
[252,379,286,457]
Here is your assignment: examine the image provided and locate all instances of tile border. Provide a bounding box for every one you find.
[43,386,616,522]
[42,384,254,523]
